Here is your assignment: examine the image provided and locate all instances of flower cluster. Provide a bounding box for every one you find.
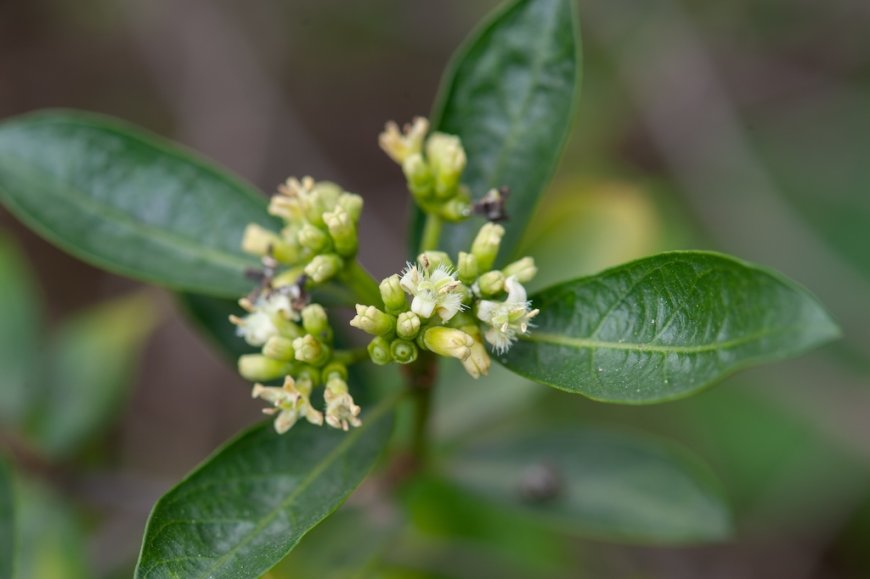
[232,292,361,433]
[232,176,367,434]
[379,117,472,221]
[242,176,363,284]
[350,221,540,379]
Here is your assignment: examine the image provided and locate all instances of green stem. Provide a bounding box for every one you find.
[340,260,381,306]
[419,214,443,253]
[403,351,438,463]
[332,347,369,366]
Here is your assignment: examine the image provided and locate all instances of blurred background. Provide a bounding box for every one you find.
[1,0,869,577]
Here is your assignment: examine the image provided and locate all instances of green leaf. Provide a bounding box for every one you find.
[0,457,13,579]
[445,427,732,543]
[25,292,159,457]
[135,393,399,579]
[0,234,41,428]
[502,251,840,403]
[0,111,277,297]
[412,0,580,259]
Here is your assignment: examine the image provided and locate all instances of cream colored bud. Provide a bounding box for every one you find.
[337,193,364,222]
[304,253,343,284]
[477,270,506,297]
[262,336,295,361]
[241,224,299,263]
[502,257,537,283]
[301,304,330,339]
[292,334,330,366]
[349,304,396,336]
[461,338,491,379]
[457,252,479,285]
[421,327,474,361]
[298,223,330,253]
[425,132,466,198]
[396,311,421,340]
[417,251,453,272]
[238,354,291,382]
[379,274,406,313]
[323,205,357,257]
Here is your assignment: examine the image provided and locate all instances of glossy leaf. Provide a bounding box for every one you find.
[412,0,580,259]
[0,111,277,297]
[0,458,13,579]
[135,393,398,579]
[502,251,840,403]
[0,234,41,427]
[26,292,159,457]
[445,427,731,543]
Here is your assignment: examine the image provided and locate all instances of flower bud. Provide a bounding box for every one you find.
[323,205,357,257]
[367,336,393,365]
[379,274,407,314]
[461,336,491,379]
[292,334,330,366]
[417,251,453,272]
[304,253,343,284]
[426,132,466,199]
[440,195,472,222]
[396,311,421,340]
[470,223,505,272]
[380,117,429,164]
[477,270,506,297]
[322,362,348,382]
[238,354,292,382]
[421,327,473,361]
[241,224,299,263]
[402,153,434,200]
[262,335,295,361]
[457,252,479,285]
[390,339,418,364]
[298,223,330,253]
[502,257,537,283]
[301,304,331,340]
[349,304,396,336]
[337,193,364,223]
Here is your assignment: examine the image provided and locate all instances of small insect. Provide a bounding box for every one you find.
[473,186,511,222]
[518,461,562,504]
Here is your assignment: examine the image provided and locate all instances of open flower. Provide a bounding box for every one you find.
[399,262,464,321]
[476,276,540,354]
[323,375,362,431]
[379,117,429,164]
[252,376,324,434]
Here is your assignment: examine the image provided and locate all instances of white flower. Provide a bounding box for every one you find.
[230,291,298,346]
[252,376,324,434]
[399,263,464,321]
[323,376,362,431]
[476,276,540,354]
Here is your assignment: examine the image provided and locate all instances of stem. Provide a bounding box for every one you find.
[332,347,369,366]
[340,260,382,305]
[419,214,443,253]
[403,351,438,463]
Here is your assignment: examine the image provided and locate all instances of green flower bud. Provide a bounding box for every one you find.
[238,354,292,382]
[323,205,357,257]
[390,339,418,364]
[367,336,393,365]
[298,223,330,253]
[470,223,505,272]
[322,362,348,382]
[425,132,466,199]
[349,304,396,336]
[292,334,330,366]
[379,274,407,313]
[421,326,473,361]
[396,311,421,340]
[304,253,343,284]
[457,252,479,285]
[502,257,537,283]
[477,270,506,297]
[262,335,295,361]
[301,304,331,340]
[337,193,364,223]
[440,195,472,222]
[402,153,434,200]
[417,251,453,272]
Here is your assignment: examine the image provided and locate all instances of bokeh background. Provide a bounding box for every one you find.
[1,0,869,577]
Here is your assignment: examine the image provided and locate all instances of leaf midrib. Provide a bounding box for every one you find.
[522,324,807,354]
